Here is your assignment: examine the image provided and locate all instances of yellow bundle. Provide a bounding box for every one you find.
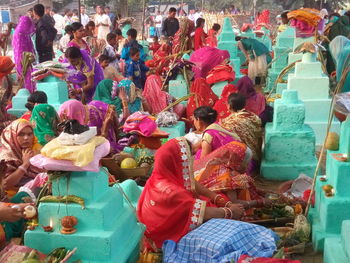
[41,136,107,167]
[325,132,339,151]
[288,8,322,27]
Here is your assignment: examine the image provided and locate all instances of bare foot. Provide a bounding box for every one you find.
[228,204,244,219]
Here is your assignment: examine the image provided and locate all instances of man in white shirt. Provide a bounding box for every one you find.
[51,9,65,38]
[80,5,90,26]
[94,5,112,40]
[194,10,202,23]
[154,11,163,37]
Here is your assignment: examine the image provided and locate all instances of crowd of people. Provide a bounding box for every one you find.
[0,2,349,262]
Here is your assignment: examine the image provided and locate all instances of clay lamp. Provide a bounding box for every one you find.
[322,185,335,197]
[332,153,347,162]
[60,216,78,235]
[319,176,327,182]
[43,218,53,232]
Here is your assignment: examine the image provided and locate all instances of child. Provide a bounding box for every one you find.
[121,28,146,63]
[206,23,221,48]
[99,54,122,80]
[149,36,161,54]
[126,47,149,90]
[103,32,120,71]
[113,28,124,53]
[149,21,156,38]
[194,18,207,50]
[59,25,73,52]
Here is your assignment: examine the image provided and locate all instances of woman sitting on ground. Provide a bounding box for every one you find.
[68,22,91,54]
[0,120,43,196]
[0,56,16,134]
[58,99,123,154]
[21,91,48,121]
[192,106,267,206]
[220,93,263,175]
[94,79,149,116]
[236,76,271,125]
[142,74,185,117]
[137,137,245,250]
[65,47,104,104]
[30,104,59,146]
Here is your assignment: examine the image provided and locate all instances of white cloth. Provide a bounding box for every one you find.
[71,15,79,23]
[194,12,202,23]
[155,15,163,28]
[59,34,71,52]
[104,43,119,70]
[95,14,112,40]
[53,14,65,34]
[57,127,97,145]
[81,13,90,26]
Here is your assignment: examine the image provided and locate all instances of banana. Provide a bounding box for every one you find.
[39,195,85,209]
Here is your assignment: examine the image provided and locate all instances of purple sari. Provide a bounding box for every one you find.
[66,50,104,103]
[12,16,36,93]
[88,100,121,154]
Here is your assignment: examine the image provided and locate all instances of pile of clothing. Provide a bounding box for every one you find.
[31,61,69,81]
[31,120,110,172]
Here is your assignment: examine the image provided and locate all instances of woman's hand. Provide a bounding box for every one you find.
[22,149,34,166]
[118,87,128,102]
[228,203,244,219]
[0,204,24,222]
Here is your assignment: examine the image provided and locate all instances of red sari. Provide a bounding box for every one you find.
[186,78,218,119]
[213,84,238,120]
[206,29,218,48]
[137,138,207,249]
[194,27,207,50]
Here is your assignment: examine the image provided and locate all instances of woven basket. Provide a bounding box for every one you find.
[101,158,151,181]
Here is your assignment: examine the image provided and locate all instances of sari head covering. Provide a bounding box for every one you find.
[213,84,238,120]
[66,49,104,103]
[237,76,266,116]
[0,119,43,182]
[118,79,142,114]
[58,99,86,125]
[142,74,168,114]
[93,79,122,114]
[172,18,195,54]
[137,137,206,249]
[329,36,350,92]
[186,78,218,119]
[30,104,59,146]
[0,56,15,81]
[12,16,36,93]
[206,29,218,48]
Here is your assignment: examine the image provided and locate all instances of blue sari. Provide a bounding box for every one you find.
[330,36,350,92]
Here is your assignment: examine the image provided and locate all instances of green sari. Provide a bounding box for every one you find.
[93,79,123,114]
[30,104,58,146]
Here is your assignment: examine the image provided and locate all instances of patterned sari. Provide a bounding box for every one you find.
[30,104,59,146]
[0,120,43,193]
[213,84,237,121]
[221,110,262,162]
[137,138,207,249]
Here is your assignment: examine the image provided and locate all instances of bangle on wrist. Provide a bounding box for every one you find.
[225,201,233,208]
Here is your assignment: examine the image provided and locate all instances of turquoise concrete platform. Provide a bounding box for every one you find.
[261,90,317,180]
[36,75,68,112]
[160,121,185,139]
[169,74,188,103]
[7,88,30,117]
[25,169,144,262]
[324,221,350,263]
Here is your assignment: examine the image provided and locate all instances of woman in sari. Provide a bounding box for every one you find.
[137,137,245,250]
[65,46,104,103]
[0,56,16,135]
[0,120,43,195]
[172,17,195,54]
[94,79,147,116]
[84,21,106,58]
[236,37,271,84]
[58,99,121,154]
[21,91,48,121]
[192,106,266,205]
[213,84,237,121]
[12,15,36,93]
[145,43,172,75]
[329,36,350,93]
[30,104,59,146]
[236,76,270,125]
[186,78,218,119]
[142,74,185,117]
[68,22,91,54]
[221,93,263,175]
